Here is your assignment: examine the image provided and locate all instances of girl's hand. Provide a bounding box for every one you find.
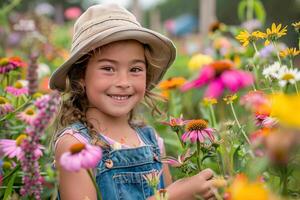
[161,168,216,200]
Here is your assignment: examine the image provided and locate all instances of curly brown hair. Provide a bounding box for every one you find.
[52,44,165,149]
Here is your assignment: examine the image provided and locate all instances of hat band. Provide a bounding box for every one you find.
[71,18,141,52]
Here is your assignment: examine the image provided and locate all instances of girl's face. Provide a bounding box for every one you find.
[82,40,146,118]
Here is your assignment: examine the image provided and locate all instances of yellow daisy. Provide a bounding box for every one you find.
[292,21,300,33]
[279,47,300,58]
[223,94,238,104]
[264,23,287,46]
[158,77,186,90]
[202,97,217,107]
[188,53,213,71]
[236,30,265,47]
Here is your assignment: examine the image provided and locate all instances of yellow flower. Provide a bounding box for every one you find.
[227,174,271,200]
[269,93,300,128]
[223,94,238,104]
[159,77,186,90]
[236,30,265,47]
[202,97,217,107]
[264,23,287,46]
[279,47,300,58]
[292,21,300,33]
[188,54,213,71]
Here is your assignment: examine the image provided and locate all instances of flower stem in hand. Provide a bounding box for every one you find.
[87,169,102,200]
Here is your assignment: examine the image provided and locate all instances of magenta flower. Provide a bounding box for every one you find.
[181,60,254,98]
[240,90,269,111]
[0,96,14,116]
[60,143,102,172]
[255,114,277,128]
[181,119,215,143]
[0,134,43,160]
[0,57,26,74]
[5,81,29,96]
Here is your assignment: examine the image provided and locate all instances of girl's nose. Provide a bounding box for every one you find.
[115,72,130,88]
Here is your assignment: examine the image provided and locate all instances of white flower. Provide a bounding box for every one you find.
[262,62,283,79]
[276,67,300,87]
[38,63,50,79]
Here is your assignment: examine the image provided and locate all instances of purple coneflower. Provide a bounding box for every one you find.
[0,57,26,74]
[0,134,42,160]
[60,142,102,172]
[5,81,29,96]
[0,96,14,116]
[181,119,215,143]
[181,60,253,98]
[17,107,37,125]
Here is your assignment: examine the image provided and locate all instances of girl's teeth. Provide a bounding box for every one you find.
[111,95,129,100]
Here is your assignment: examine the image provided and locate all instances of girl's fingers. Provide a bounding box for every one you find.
[199,168,214,180]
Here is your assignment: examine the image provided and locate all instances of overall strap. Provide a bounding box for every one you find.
[136,126,161,157]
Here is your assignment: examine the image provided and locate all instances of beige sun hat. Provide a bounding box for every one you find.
[49,3,176,92]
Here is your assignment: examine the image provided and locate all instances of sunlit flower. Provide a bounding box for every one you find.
[0,56,26,74]
[159,77,186,90]
[236,30,265,47]
[5,81,29,96]
[202,97,218,107]
[269,93,300,128]
[143,170,162,188]
[0,96,14,116]
[17,107,37,125]
[223,94,238,104]
[181,119,215,143]
[240,90,269,112]
[292,21,300,33]
[162,148,192,168]
[188,53,213,71]
[279,47,300,59]
[161,115,186,132]
[0,134,43,160]
[181,60,253,98]
[60,142,102,172]
[263,23,287,46]
[276,67,300,87]
[226,174,271,200]
[262,62,284,80]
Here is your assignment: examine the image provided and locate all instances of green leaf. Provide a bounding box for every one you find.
[238,0,247,22]
[3,171,17,200]
[253,0,266,24]
[233,145,242,172]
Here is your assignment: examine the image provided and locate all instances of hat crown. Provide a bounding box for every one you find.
[71,3,141,52]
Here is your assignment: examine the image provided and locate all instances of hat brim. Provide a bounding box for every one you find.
[49,25,176,91]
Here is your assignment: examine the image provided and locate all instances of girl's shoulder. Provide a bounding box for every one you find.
[54,122,91,150]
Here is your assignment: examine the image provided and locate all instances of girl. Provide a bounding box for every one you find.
[50,3,216,200]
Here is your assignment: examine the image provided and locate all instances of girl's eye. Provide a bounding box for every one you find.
[101,66,114,72]
[130,67,143,73]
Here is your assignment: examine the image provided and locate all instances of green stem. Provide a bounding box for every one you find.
[272,41,282,64]
[280,166,289,196]
[209,105,217,128]
[294,83,299,95]
[0,97,32,122]
[246,0,254,21]
[252,42,259,56]
[196,141,202,171]
[289,58,293,69]
[175,130,185,149]
[229,102,255,158]
[87,169,102,200]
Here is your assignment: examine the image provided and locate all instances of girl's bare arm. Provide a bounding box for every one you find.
[55,134,97,200]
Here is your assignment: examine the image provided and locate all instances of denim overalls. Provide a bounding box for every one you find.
[57,121,164,200]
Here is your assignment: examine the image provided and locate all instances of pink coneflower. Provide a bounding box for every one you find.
[162,148,192,168]
[0,57,26,74]
[255,113,277,128]
[5,81,29,96]
[0,134,42,160]
[161,115,187,132]
[181,60,253,98]
[17,107,37,125]
[240,90,269,111]
[181,119,215,143]
[0,96,14,116]
[60,142,102,172]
